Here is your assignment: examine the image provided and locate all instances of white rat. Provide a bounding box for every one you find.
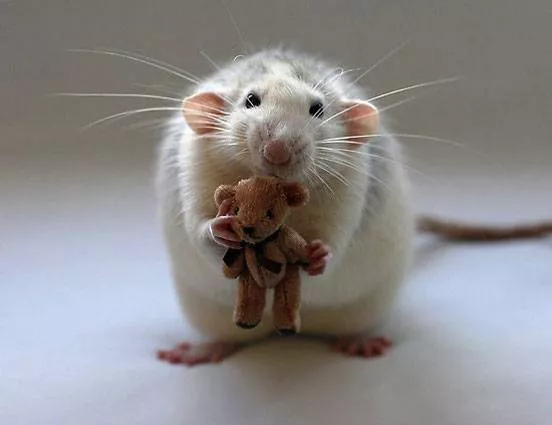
[155,48,414,365]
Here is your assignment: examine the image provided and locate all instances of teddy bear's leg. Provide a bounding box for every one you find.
[272,264,301,334]
[234,272,267,329]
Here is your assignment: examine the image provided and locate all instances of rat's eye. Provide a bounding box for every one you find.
[245,92,261,108]
[234,207,240,215]
[309,101,324,118]
[265,209,274,220]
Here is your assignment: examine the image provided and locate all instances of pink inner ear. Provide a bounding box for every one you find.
[341,100,379,148]
[182,92,226,135]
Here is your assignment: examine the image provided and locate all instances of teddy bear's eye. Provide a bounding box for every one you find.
[265,209,274,220]
[234,207,240,215]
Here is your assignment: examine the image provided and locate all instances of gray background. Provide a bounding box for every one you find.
[2,1,551,424]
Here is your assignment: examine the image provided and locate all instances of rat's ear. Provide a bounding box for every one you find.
[183,92,227,135]
[281,181,310,207]
[339,99,379,148]
[214,185,236,206]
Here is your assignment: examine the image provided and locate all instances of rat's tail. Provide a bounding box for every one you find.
[417,216,552,242]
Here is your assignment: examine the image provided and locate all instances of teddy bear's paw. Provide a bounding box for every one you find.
[157,341,240,366]
[236,321,260,330]
[274,316,300,335]
[275,327,298,336]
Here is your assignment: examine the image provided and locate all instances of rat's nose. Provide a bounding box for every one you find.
[243,226,255,236]
[263,140,291,165]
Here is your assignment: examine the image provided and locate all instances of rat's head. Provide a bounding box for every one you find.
[214,176,309,244]
[182,50,379,183]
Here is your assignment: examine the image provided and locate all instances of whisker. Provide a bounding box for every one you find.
[184,115,233,129]
[316,150,370,173]
[373,95,420,115]
[132,83,184,97]
[181,107,231,122]
[52,92,182,102]
[317,146,367,160]
[304,168,322,201]
[317,154,393,193]
[317,133,468,150]
[67,48,202,85]
[183,101,231,116]
[220,0,250,54]
[317,145,404,166]
[200,50,222,72]
[316,153,367,177]
[317,77,459,129]
[366,77,460,104]
[310,165,338,200]
[349,40,411,87]
[313,67,344,91]
[315,40,411,118]
[335,95,419,127]
[302,68,362,133]
[193,133,231,143]
[316,102,361,128]
[314,159,350,188]
[122,117,169,131]
[190,126,233,135]
[317,147,430,180]
[81,106,183,131]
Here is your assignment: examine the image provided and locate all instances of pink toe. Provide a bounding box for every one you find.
[332,335,392,359]
[157,341,241,366]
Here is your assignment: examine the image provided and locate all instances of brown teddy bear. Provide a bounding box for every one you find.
[214,176,315,334]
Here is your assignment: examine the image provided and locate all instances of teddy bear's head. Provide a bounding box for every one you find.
[215,176,309,244]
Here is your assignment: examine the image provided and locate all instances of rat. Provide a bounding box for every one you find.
[155,48,552,366]
[155,48,412,365]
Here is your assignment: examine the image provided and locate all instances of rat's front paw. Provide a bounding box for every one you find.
[209,198,242,248]
[209,216,241,248]
[304,240,332,276]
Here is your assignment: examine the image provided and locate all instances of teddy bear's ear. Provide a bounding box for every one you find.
[214,185,236,206]
[281,181,310,207]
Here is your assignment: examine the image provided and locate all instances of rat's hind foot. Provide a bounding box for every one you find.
[157,341,240,366]
[331,335,392,358]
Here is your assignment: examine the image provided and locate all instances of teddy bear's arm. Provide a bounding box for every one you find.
[277,225,308,264]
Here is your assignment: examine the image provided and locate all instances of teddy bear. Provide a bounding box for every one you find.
[214,176,318,334]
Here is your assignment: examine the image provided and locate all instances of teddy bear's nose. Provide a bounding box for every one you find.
[243,226,255,236]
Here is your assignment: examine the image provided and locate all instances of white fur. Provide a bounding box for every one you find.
[156,50,414,342]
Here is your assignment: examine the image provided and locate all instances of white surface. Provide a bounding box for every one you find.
[2,0,552,424]
[2,149,552,425]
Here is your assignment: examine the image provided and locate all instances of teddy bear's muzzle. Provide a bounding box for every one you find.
[239,225,262,243]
